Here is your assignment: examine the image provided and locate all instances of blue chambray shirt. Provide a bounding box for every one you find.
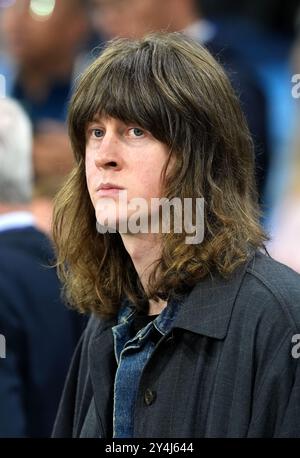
[112,297,181,438]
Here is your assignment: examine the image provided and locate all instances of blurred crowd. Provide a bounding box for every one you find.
[0,0,299,437]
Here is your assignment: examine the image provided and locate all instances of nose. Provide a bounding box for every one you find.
[94,131,123,171]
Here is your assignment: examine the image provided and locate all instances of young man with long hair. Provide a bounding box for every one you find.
[52,33,300,437]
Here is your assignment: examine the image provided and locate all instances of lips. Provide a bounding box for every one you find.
[96,183,125,197]
[96,183,125,192]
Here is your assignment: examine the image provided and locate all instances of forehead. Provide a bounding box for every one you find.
[87,113,135,126]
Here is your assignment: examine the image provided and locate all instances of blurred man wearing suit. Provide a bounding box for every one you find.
[0,98,86,437]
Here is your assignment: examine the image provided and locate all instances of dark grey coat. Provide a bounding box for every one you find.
[52,251,300,437]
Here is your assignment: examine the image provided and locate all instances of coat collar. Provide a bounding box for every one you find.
[173,252,255,339]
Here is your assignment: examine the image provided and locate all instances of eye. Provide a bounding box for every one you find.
[128,127,145,138]
[91,128,104,138]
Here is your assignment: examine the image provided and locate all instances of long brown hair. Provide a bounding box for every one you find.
[52,32,267,317]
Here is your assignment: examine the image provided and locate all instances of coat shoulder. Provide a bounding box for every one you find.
[240,251,300,330]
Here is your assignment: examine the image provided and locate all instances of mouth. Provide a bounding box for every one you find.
[96,183,125,197]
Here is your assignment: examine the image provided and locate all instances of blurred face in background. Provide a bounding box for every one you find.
[2,0,88,67]
[91,0,174,39]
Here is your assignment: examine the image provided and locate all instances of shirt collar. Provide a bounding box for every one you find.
[116,294,182,337]
[0,211,36,233]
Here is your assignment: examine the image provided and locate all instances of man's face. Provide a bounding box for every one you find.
[85,115,171,232]
[1,0,82,65]
[91,0,172,39]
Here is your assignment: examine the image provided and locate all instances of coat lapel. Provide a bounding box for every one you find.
[88,318,117,437]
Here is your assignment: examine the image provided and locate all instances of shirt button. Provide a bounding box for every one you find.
[144,388,157,406]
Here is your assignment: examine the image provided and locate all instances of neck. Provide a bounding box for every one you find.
[168,1,201,32]
[0,203,31,215]
[120,232,167,315]
[148,297,168,315]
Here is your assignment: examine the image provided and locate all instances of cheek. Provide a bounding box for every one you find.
[133,147,169,196]
[133,164,164,199]
[85,158,95,200]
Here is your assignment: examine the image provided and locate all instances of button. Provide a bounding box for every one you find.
[144,388,157,406]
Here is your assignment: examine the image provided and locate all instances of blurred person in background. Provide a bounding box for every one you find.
[199,0,298,222]
[1,0,93,232]
[199,0,299,39]
[268,29,300,273]
[0,97,87,437]
[90,0,270,209]
[268,130,300,273]
[2,0,90,124]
